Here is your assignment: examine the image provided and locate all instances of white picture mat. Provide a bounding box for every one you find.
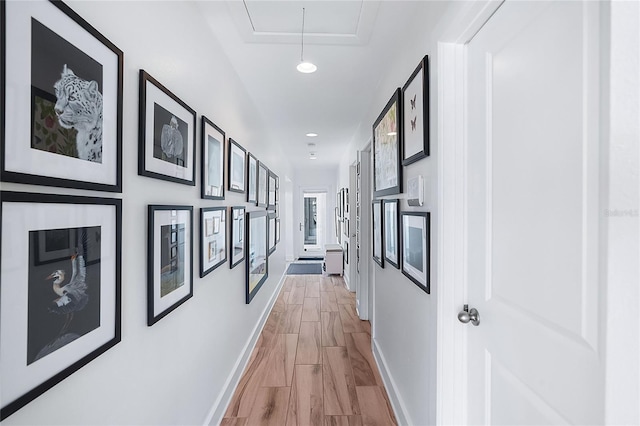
[269,216,276,250]
[229,143,245,190]
[231,209,245,264]
[203,121,224,195]
[403,67,425,159]
[402,214,428,284]
[248,156,257,200]
[1,201,117,405]
[258,164,268,205]
[384,202,398,263]
[144,82,194,180]
[152,209,192,316]
[372,203,382,260]
[4,1,119,185]
[201,209,226,270]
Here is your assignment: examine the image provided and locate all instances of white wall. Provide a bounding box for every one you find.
[2,2,292,425]
[337,2,465,425]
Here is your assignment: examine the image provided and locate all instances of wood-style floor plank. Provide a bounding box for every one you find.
[281,304,303,334]
[334,285,353,305]
[320,276,334,292]
[284,276,295,292]
[305,278,321,298]
[262,334,298,387]
[355,386,397,426]
[320,290,339,312]
[273,289,288,313]
[286,365,324,426]
[246,387,291,426]
[338,304,365,334]
[324,416,364,426]
[345,333,382,386]
[289,283,306,304]
[321,311,346,347]
[220,417,248,426]
[323,347,360,416]
[224,347,270,418]
[296,321,322,365]
[258,311,283,349]
[302,297,321,322]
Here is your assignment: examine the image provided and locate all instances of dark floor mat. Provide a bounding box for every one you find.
[297,256,324,261]
[286,262,323,275]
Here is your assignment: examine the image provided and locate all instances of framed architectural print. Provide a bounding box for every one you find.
[228,138,246,194]
[147,205,193,325]
[268,170,277,210]
[257,161,268,208]
[200,207,226,278]
[383,199,400,269]
[268,213,276,255]
[201,116,225,199]
[402,55,429,165]
[372,200,384,267]
[0,191,121,420]
[373,88,402,197]
[246,211,268,304]
[138,70,196,186]
[401,211,430,293]
[247,153,258,204]
[2,0,123,192]
[230,206,245,269]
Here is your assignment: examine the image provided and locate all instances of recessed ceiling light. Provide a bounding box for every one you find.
[297,62,317,73]
[306,133,318,137]
[387,131,397,136]
[310,155,317,160]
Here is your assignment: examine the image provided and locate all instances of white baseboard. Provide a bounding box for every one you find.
[372,337,412,426]
[204,272,287,426]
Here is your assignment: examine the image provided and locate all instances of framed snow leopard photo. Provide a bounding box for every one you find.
[1,0,123,192]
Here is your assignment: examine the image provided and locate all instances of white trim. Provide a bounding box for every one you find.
[205,271,287,426]
[372,337,411,426]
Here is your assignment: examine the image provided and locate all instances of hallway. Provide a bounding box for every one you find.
[223,275,396,426]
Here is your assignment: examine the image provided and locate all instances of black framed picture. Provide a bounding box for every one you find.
[276,219,281,244]
[343,240,349,265]
[401,211,430,293]
[201,116,225,199]
[372,200,384,267]
[200,207,227,278]
[0,191,122,420]
[147,205,193,325]
[257,161,268,208]
[228,138,246,194]
[246,210,268,304]
[402,55,429,165]
[383,199,400,269]
[230,206,245,269]
[138,70,196,186]
[373,88,402,198]
[268,170,277,209]
[268,212,276,255]
[2,1,123,192]
[247,153,258,204]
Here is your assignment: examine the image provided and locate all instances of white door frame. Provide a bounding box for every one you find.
[436,1,504,424]
[296,185,330,259]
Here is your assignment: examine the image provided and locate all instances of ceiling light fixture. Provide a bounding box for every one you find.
[306,132,318,137]
[296,8,317,74]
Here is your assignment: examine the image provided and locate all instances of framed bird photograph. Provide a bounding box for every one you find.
[200,207,227,278]
[228,138,246,194]
[230,206,245,269]
[147,205,193,325]
[138,70,196,186]
[402,55,429,165]
[0,191,122,421]
[1,0,123,192]
[373,88,402,198]
[201,116,225,199]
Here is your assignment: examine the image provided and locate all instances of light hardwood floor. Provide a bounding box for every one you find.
[223,275,397,426]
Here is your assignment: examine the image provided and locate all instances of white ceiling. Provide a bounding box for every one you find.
[197,1,438,170]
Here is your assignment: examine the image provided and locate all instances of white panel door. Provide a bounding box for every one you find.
[465,1,604,424]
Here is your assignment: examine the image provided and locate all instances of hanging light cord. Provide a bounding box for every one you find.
[301,7,306,62]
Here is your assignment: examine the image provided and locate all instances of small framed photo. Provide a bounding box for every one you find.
[372,200,384,267]
[246,211,268,304]
[402,55,429,165]
[201,116,225,199]
[268,213,276,255]
[401,211,430,293]
[228,138,246,194]
[2,1,123,192]
[268,171,277,209]
[247,153,258,204]
[373,88,402,198]
[230,206,245,269]
[200,207,226,278]
[147,205,193,325]
[138,70,196,186]
[257,161,268,208]
[383,199,400,269]
[1,191,121,420]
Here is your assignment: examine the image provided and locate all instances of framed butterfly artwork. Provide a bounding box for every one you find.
[401,55,429,166]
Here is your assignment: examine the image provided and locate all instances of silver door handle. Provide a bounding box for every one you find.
[458,304,480,326]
